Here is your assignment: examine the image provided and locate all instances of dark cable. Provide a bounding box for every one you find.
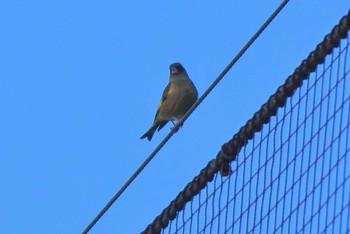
[82,1,290,233]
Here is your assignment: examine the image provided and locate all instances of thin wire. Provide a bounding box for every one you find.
[82,1,290,233]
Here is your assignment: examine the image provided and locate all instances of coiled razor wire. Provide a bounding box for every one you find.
[142,10,350,234]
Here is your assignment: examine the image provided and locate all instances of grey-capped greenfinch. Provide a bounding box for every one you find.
[140,63,198,141]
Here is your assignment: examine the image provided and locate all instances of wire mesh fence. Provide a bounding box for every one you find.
[144,13,350,234]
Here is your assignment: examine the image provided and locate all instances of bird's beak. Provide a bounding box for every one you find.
[171,67,178,75]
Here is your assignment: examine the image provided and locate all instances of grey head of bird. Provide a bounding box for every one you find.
[169,62,187,76]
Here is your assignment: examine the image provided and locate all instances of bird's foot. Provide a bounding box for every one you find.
[171,121,183,133]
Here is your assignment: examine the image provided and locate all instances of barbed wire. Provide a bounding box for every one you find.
[142,9,350,234]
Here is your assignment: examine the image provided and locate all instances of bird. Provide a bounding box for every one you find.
[140,63,198,141]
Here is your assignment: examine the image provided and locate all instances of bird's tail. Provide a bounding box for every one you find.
[140,125,158,141]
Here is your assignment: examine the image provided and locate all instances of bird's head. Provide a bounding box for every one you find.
[169,63,186,75]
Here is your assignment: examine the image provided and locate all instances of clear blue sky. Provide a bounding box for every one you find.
[1,1,349,233]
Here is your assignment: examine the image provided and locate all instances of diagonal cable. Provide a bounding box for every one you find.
[82,1,289,233]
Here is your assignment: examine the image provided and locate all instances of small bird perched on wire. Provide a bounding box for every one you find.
[140,63,198,141]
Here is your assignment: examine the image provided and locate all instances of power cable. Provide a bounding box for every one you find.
[82,1,289,233]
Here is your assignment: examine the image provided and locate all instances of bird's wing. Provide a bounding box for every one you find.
[154,82,172,120]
